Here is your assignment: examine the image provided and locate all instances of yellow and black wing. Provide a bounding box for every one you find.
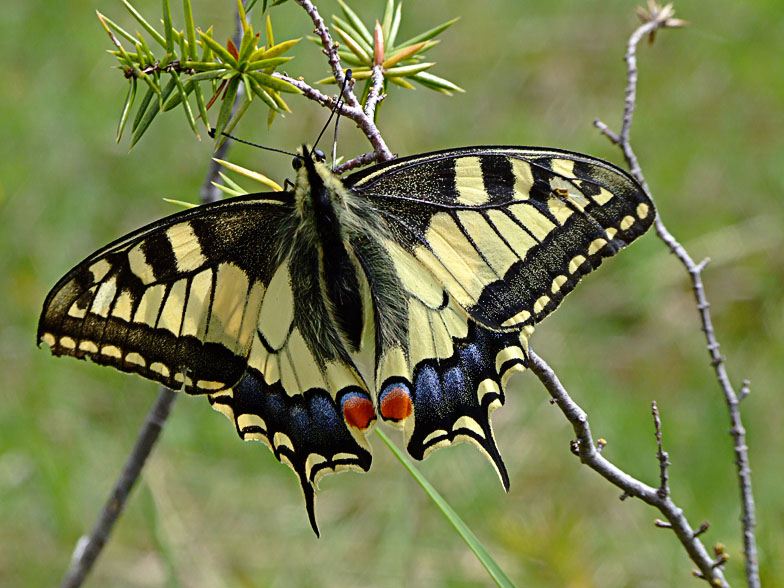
[346,146,653,484]
[38,193,294,392]
[38,192,375,535]
[39,144,653,535]
[206,255,375,536]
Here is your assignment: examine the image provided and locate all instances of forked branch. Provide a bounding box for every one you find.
[273,0,393,164]
[591,3,758,586]
[528,350,728,586]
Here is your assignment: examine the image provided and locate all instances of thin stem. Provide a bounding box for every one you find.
[59,388,177,588]
[651,401,670,499]
[528,350,728,587]
[594,7,758,587]
[294,0,356,108]
[364,64,386,120]
[334,151,382,174]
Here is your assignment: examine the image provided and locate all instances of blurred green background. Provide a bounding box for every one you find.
[2,0,782,586]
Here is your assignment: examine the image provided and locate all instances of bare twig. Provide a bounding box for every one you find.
[334,151,384,174]
[294,0,354,107]
[364,23,386,120]
[291,0,393,161]
[651,401,670,498]
[528,350,728,587]
[364,64,387,121]
[59,388,177,588]
[594,5,758,586]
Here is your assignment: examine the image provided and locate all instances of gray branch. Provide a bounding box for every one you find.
[59,388,177,588]
[528,350,728,586]
[291,0,393,162]
[651,401,670,499]
[594,6,759,587]
[364,64,387,121]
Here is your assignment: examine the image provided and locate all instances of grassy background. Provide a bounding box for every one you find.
[2,0,783,586]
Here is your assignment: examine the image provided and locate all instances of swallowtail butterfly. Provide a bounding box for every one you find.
[39,145,653,534]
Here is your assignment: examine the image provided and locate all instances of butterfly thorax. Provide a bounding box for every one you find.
[288,149,374,361]
[286,149,409,371]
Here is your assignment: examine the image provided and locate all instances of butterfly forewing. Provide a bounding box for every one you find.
[347,146,654,330]
[38,194,293,393]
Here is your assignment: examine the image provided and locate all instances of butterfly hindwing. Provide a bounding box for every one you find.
[359,237,530,487]
[208,258,375,535]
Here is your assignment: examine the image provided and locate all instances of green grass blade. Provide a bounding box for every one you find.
[332,22,372,63]
[161,0,174,53]
[131,76,176,148]
[131,83,155,133]
[213,75,240,140]
[247,71,301,93]
[375,429,517,588]
[412,71,464,94]
[199,30,238,67]
[387,2,402,50]
[116,78,137,141]
[97,12,137,45]
[381,0,394,42]
[182,0,198,60]
[172,73,199,138]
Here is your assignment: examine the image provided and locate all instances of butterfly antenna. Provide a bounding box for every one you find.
[208,128,297,157]
[331,96,344,171]
[312,69,352,159]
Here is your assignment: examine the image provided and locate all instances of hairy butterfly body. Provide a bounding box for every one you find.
[39,145,653,534]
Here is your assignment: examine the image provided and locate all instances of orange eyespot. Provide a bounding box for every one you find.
[341,393,375,430]
[379,383,413,422]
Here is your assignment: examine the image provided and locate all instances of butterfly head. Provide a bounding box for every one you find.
[291,145,326,172]
[292,145,355,232]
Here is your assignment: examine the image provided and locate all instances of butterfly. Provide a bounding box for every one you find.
[39,145,653,535]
